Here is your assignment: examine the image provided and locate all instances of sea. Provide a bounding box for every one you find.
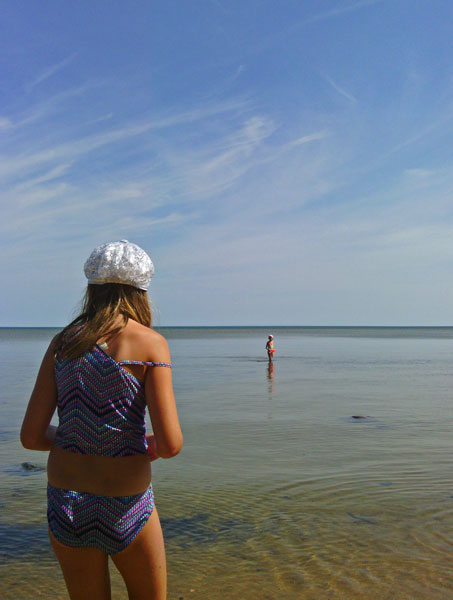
[1,326,453,599]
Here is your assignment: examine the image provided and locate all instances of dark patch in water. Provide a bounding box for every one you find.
[161,513,255,548]
[0,523,51,558]
[379,481,392,487]
[1,463,46,476]
[347,512,377,525]
[21,462,46,472]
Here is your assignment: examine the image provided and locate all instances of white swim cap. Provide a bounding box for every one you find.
[84,240,154,291]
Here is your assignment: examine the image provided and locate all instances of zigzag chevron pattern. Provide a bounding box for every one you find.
[47,483,154,554]
[54,346,148,456]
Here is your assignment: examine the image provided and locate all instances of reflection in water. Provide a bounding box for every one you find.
[267,361,274,420]
[267,361,274,384]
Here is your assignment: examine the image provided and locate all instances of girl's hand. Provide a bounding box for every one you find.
[146,434,160,461]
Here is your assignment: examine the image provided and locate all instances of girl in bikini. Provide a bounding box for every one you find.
[266,334,275,362]
[21,240,183,600]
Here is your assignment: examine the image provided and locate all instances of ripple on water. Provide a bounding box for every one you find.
[144,473,453,599]
[1,474,452,599]
[0,523,51,558]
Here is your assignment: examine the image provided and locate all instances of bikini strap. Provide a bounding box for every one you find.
[117,360,172,368]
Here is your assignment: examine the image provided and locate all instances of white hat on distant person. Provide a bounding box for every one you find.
[84,240,154,291]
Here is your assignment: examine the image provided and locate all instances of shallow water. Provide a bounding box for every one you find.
[1,327,453,599]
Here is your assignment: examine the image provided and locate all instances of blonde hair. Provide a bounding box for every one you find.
[53,283,151,359]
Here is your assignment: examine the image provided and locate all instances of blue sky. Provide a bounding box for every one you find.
[2,0,453,326]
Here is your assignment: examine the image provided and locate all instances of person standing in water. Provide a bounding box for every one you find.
[21,240,183,600]
[266,334,275,362]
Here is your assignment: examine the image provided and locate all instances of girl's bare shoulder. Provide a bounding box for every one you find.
[127,321,170,360]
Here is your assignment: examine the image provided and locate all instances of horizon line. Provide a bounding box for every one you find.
[1,324,453,329]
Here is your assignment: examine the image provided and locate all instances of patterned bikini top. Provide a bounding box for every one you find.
[54,344,171,457]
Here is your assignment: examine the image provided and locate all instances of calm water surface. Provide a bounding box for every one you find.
[1,327,453,599]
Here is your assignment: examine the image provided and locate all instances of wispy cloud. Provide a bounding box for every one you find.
[158,115,277,201]
[288,130,331,147]
[151,97,251,130]
[225,65,246,89]
[322,74,357,103]
[403,168,434,179]
[305,0,384,25]
[85,113,114,126]
[12,163,73,191]
[0,83,338,264]
[3,84,98,131]
[25,53,78,92]
[0,97,254,190]
[254,0,385,64]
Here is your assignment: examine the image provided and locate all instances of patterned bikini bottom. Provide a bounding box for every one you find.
[47,482,154,555]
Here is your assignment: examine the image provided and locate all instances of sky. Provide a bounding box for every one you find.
[2,0,453,326]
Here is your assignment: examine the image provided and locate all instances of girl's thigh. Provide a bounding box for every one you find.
[49,529,111,600]
[111,507,167,600]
